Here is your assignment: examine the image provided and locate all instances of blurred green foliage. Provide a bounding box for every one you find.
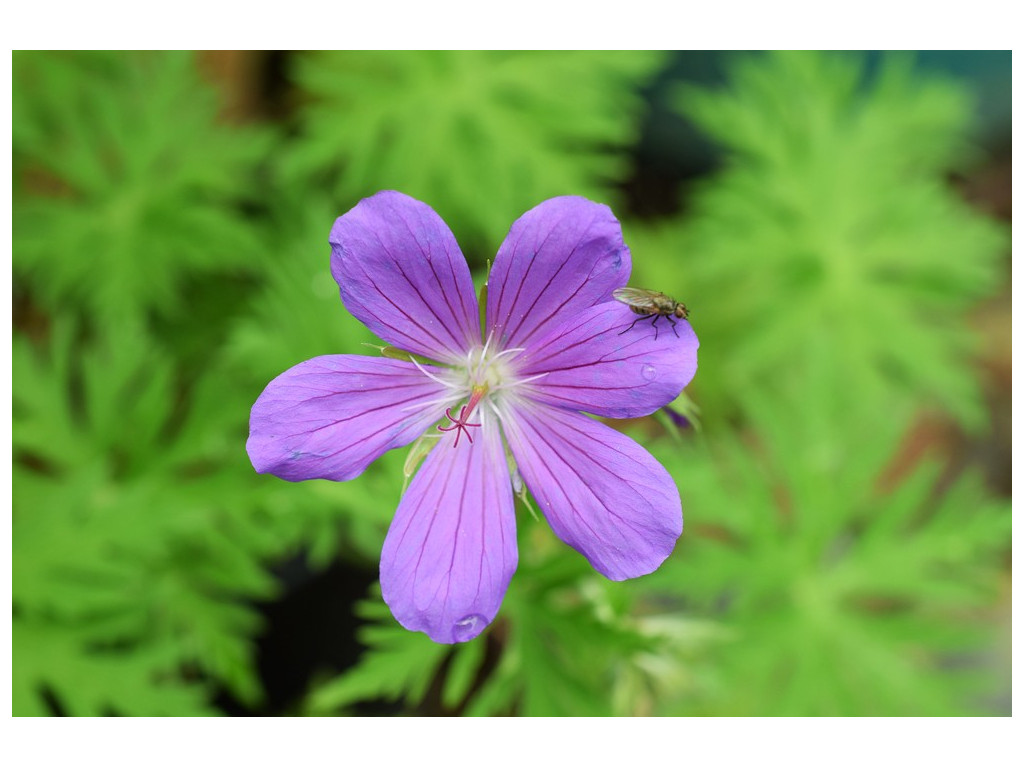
[13,51,272,336]
[12,50,1009,717]
[629,52,1007,429]
[285,51,666,250]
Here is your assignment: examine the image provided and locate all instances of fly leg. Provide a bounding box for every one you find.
[669,316,679,338]
[618,315,646,336]
[651,314,660,341]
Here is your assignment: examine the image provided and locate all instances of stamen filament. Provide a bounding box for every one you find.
[400,393,468,413]
[485,398,502,422]
[492,346,526,361]
[409,356,453,388]
[491,371,548,392]
[480,327,495,362]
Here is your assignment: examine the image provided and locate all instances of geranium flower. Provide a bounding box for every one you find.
[247,191,699,643]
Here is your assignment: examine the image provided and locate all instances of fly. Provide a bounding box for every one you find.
[613,287,690,340]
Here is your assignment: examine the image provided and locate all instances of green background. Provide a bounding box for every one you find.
[12,50,1011,716]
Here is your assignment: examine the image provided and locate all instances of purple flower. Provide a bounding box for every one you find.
[247,191,699,644]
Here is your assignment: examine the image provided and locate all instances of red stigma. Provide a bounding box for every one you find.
[438,387,486,447]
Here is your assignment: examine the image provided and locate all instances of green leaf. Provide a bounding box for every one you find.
[12,318,282,714]
[13,51,272,333]
[630,51,1007,431]
[285,51,667,251]
[647,390,1009,716]
[306,599,449,713]
[13,616,217,717]
[440,632,486,710]
[308,522,721,717]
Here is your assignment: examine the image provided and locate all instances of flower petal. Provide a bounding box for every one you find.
[380,411,517,644]
[247,355,453,482]
[501,401,681,580]
[486,196,631,350]
[515,301,698,418]
[330,191,481,364]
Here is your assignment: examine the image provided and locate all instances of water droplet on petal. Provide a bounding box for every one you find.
[641,363,658,381]
[452,613,487,642]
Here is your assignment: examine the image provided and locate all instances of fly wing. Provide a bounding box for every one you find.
[612,287,663,310]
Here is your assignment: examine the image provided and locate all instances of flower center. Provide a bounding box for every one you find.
[465,344,519,390]
[433,340,533,446]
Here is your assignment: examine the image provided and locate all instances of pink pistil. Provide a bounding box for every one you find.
[438,387,485,447]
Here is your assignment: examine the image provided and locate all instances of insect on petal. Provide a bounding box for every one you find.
[515,300,699,419]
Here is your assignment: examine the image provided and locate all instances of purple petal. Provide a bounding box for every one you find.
[247,355,453,482]
[515,301,698,419]
[380,413,517,643]
[485,197,631,350]
[330,191,481,364]
[501,401,682,580]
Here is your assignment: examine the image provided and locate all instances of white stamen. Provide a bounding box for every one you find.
[485,398,503,422]
[491,371,548,392]
[492,346,526,362]
[480,327,496,361]
[409,356,455,389]
[488,397,514,425]
[400,393,466,413]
